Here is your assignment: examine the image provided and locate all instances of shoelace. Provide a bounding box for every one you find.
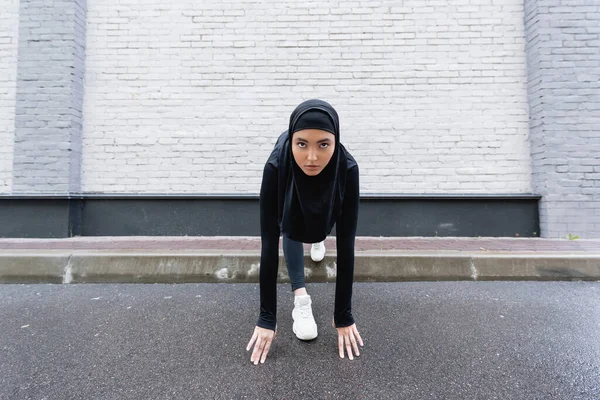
[297,304,312,319]
[313,242,322,250]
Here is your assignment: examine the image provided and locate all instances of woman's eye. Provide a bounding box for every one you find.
[297,142,329,148]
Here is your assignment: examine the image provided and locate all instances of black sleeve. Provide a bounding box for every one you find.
[333,164,360,328]
[256,163,280,331]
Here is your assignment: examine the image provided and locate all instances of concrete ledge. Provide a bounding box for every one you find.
[1,251,599,284]
[0,253,70,283]
[474,255,600,280]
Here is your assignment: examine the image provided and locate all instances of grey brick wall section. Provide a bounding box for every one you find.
[12,0,86,193]
[524,0,600,238]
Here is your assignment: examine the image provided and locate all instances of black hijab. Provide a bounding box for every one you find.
[269,99,355,243]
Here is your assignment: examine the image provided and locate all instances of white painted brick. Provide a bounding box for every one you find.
[81,0,531,195]
[0,0,19,193]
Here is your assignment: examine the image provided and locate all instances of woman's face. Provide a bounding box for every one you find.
[291,129,336,176]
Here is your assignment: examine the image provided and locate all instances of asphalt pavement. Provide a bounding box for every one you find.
[1,281,599,399]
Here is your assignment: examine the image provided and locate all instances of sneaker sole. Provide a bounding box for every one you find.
[292,321,318,341]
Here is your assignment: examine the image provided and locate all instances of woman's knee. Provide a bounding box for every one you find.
[283,236,303,257]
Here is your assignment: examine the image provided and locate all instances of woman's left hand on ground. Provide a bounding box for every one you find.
[332,318,364,360]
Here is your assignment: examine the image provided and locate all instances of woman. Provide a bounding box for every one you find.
[246,99,364,365]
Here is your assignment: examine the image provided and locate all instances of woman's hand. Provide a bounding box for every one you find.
[332,318,364,360]
[246,325,277,365]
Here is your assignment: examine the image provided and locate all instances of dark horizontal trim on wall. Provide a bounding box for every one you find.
[0,193,542,200]
[0,193,540,238]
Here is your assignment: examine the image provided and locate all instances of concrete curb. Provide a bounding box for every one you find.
[1,250,600,284]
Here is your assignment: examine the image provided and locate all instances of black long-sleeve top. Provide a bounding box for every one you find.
[256,161,360,331]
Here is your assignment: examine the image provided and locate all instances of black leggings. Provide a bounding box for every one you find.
[282,235,306,292]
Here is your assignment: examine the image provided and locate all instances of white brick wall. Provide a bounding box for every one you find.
[82,0,532,194]
[0,0,19,194]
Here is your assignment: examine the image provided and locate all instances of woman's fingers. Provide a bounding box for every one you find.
[339,332,355,360]
[335,324,363,360]
[251,338,264,365]
[248,326,276,365]
[250,337,259,362]
[345,335,354,360]
[352,325,364,347]
[349,331,360,357]
[260,339,272,364]
[246,330,257,351]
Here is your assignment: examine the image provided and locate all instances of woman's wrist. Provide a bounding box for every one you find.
[256,318,277,331]
[333,315,355,328]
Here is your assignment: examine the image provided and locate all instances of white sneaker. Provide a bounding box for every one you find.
[311,241,326,262]
[292,294,318,340]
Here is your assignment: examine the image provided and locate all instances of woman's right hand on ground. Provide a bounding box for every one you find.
[246,325,276,365]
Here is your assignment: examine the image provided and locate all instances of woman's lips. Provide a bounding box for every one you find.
[306,165,319,169]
